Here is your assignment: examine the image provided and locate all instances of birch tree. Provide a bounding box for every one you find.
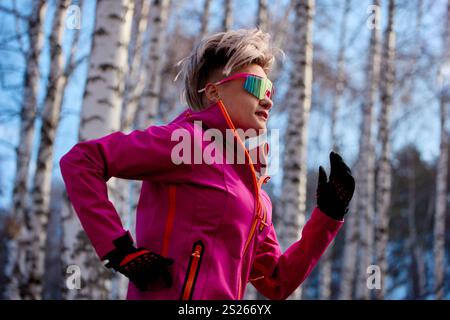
[135,0,171,129]
[112,0,152,299]
[279,0,314,300]
[22,0,71,299]
[257,0,269,31]
[433,0,450,299]
[405,149,426,298]
[339,174,360,299]
[355,0,381,300]
[6,0,47,300]
[222,0,233,31]
[319,0,350,300]
[405,0,426,299]
[374,0,395,300]
[199,0,212,40]
[61,0,134,299]
[121,0,151,133]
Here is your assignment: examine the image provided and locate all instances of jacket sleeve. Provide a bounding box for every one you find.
[59,122,193,259]
[248,207,344,300]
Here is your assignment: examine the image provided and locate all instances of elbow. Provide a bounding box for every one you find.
[59,152,70,176]
[59,143,82,176]
[59,152,75,180]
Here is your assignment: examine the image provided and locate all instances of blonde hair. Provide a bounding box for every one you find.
[174,28,284,111]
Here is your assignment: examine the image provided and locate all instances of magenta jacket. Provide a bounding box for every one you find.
[59,100,344,300]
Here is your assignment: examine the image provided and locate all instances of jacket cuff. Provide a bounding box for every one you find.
[311,207,345,230]
[100,230,135,261]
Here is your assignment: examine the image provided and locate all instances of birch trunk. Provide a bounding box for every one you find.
[199,0,211,40]
[6,0,47,300]
[257,0,269,31]
[268,0,294,89]
[121,0,151,133]
[355,0,381,300]
[339,168,360,299]
[222,0,233,31]
[135,0,171,129]
[433,0,450,300]
[434,83,448,300]
[319,0,350,300]
[61,0,134,299]
[405,150,426,299]
[112,0,153,299]
[22,0,70,299]
[279,0,314,300]
[374,0,395,300]
[404,0,426,299]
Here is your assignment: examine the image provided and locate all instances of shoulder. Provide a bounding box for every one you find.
[259,188,273,210]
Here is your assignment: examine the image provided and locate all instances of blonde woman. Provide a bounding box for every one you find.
[60,28,355,300]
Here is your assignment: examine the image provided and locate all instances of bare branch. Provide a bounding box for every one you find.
[0,5,29,21]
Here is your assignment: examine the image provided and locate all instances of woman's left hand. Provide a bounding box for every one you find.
[316,151,355,221]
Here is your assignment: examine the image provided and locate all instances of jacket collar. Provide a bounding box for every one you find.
[181,100,270,179]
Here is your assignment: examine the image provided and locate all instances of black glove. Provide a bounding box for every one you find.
[103,232,174,291]
[316,151,355,221]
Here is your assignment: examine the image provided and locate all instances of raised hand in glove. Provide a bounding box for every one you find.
[316,151,355,221]
[102,232,174,291]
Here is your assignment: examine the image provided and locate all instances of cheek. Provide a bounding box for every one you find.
[238,100,257,122]
[224,91,259,129]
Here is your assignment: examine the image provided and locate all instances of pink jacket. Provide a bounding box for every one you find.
[59,100,344,300]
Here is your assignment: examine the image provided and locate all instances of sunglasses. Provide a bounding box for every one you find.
[198,72,275,100]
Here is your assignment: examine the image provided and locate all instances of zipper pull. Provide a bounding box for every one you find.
[192,245,202,258]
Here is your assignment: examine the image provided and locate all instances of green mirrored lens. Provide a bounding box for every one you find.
[244,76,273,99]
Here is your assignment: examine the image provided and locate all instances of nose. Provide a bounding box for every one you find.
[259,96,273,111]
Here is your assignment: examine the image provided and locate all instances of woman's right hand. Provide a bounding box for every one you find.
[103,233,174,291]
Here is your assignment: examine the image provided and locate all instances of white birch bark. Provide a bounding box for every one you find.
[111,0,152,300]
[222,0,233,31]
[279,0,314,300]
[405,0,426,299]
[339,169,360,299]
[374,0,395,300]
[319,0,350,300]
[433,0,450,297]
[121,0,151,133]
[257,0,269,31]
[61,0,134,299]
[23,0,70,299]
[434,81,448,300]
[355,0,381,300]
[199,0,212,40]
[135,0,171,129]
[6,0,47,300]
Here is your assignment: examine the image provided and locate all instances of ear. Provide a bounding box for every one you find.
[204,83,221,103]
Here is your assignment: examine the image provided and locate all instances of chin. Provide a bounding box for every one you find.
[249,122,267,134]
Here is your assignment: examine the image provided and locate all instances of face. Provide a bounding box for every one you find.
[202,64,274,135]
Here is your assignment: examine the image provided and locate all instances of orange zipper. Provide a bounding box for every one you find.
[180,241,204,300]
[218,100,270,300]
[217,100,261,252]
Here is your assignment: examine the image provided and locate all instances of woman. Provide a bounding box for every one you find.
[60,28,355,300]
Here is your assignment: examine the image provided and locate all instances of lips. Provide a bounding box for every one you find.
[255,110,269,121]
